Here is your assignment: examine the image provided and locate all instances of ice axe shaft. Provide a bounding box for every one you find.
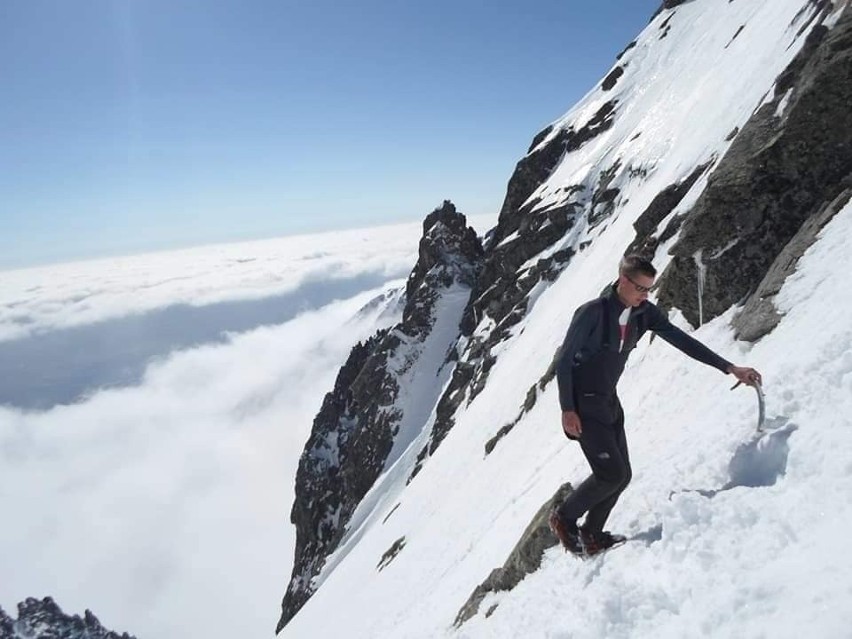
[730,380,765,431]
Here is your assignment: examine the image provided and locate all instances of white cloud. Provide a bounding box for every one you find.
[0,281,403,638]
[0,221,422,343]
[0,216,495,345]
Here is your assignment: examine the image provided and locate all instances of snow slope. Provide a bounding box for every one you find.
[280,1,852,637]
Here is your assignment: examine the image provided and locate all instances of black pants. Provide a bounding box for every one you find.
[557,402,632,533]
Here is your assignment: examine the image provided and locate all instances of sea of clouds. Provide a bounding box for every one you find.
[0,217,491,638]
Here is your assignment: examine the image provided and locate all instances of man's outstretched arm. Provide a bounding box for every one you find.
[646,304,762,386]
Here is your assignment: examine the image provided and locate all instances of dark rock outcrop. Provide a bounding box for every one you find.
[601,65,625,91]
[466,99,618,340]
[588,161,623,228]
[626,160,714,257]
[377,536,407,572]
[491,100,618,248]
[616,40,638,61]
[732,186,851,340]
[657,14,852,329]
[0,609,13,638]
[725,25,746,49]
[454,483,573,626]
[277,201,483,632]
[658,10,676,39]
[651,0,690,22]
[0,597,134,639]
[404,201,483,336]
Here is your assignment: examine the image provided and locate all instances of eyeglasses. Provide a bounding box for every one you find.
[623,273,653,294]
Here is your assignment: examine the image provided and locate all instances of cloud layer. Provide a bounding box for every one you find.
[0,221,423,343]
[0,279,405,638]
[0,220,447,638]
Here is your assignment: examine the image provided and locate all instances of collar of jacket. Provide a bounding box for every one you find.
[601,281,650,317]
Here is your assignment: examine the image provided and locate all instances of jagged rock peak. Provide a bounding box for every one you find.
[406,200,484,301]
[0,597,135,639]
[278,201,483,633]
[423,198,459,231]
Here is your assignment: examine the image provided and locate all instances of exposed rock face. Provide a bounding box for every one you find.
[0,609,12,638]
[404,201,483,335]
[732,186,851,340]
[657,15,852,328]
[376,536,407,572]
[454,483,573,626]
[490,100,618,249]
[616,40,637,61]
[277,201,483,632]
[601,65,625,91]
[650,0,690,23]
[626,160,714,258]
[0,597,134,639]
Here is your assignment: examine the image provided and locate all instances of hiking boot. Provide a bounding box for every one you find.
[548,511,584,555]
[580,527,627,555]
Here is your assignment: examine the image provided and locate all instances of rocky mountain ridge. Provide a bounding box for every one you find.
[0,598,134,639]
[278,201,483,630]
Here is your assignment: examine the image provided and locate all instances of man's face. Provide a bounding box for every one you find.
[617,272,654,307]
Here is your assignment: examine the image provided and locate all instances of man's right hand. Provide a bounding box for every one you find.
[562,410,582,439]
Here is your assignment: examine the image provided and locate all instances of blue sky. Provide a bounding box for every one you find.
[1,0,658,269]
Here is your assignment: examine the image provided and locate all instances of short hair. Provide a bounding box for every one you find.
[619,254,657,278]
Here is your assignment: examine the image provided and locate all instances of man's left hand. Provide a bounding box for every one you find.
[728,365,763,387]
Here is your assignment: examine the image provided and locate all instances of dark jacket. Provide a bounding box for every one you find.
[556,284,732,412]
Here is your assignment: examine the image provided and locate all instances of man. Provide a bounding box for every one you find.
[549,254,762,556]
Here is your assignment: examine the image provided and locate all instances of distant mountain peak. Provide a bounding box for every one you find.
[0,597,135,639]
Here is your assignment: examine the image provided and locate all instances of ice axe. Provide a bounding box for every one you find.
[730,379,765,432]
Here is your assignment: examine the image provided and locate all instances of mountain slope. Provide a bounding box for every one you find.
[278,1,852,636]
